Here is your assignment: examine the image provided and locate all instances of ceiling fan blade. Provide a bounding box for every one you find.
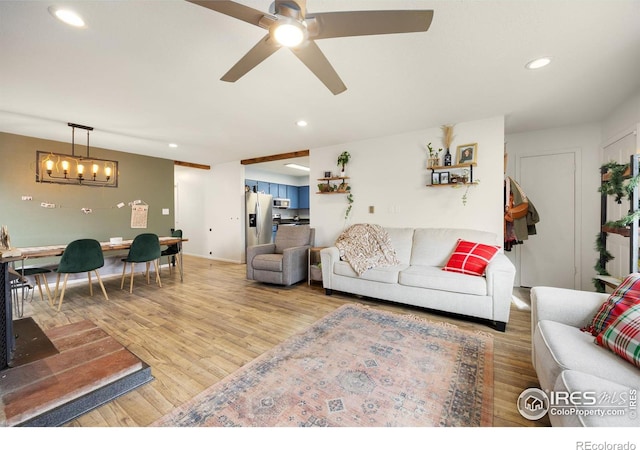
[291,41,346,95]
[187,0,267,27]
[221,34,279,82]
[309,10,433,40]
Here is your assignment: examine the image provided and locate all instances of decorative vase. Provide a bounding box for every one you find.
[444,148,452,166]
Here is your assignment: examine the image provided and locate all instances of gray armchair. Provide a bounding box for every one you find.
[247,225,315,286]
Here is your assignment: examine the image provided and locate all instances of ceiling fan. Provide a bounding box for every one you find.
[187,0,434,95]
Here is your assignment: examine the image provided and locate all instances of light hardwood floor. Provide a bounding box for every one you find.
[18,255,550,427]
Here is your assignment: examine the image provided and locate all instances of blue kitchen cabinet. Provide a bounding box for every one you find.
[298,185,310,209]
[278,184,288,199]
[257,181,270,194]
[287,185,299,208]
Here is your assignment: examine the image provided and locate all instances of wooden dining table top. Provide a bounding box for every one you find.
[8,236,187,260]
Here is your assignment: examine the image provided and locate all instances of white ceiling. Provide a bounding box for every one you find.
[1,0,640,174]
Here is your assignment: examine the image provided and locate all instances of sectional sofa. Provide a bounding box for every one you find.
[531,285,640,426]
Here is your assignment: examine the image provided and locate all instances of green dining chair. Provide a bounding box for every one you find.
[19,266,53,306]
[53,238,109,312]
[160,229,182,275]
[121,233,162,293]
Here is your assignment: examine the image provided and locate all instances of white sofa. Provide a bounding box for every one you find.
[320,227,516,331]
[531,286,640,426]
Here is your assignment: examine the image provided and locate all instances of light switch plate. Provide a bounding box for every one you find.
[162,208,170,215]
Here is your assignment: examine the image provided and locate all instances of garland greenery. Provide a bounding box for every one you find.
[598,162,640,203]
[593,232,614,292]
[594,161,640,292]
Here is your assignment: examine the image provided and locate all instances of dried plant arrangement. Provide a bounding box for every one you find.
[441,124,455,150]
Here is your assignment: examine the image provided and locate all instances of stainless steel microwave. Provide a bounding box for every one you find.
[273,198,290,209]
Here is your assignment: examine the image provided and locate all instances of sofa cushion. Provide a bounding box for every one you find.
[384,228,415,265]
[333,260,408,284]
[533,319,640,391]
[252,254,283,272]
[596,303,640,369]
[584,273,640,336]
[551,370,640,427]
[442,239,500,276]
[410,228,498,266]
[399,265,487,296]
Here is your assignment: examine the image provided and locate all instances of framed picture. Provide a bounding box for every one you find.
[431,172,440,185]
[456,143,477,165]
[440,172,450,184]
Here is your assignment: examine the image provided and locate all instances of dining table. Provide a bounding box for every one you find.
[10,236,187,281]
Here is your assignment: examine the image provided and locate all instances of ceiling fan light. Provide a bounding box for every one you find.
[273,22,305,47]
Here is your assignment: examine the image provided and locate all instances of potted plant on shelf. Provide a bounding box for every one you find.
[427,142,443,168]
[337,151,350,177]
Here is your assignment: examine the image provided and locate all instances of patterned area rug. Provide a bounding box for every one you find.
[153,304,494,427]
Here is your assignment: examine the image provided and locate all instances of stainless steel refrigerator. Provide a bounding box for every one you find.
[245,191,273,248]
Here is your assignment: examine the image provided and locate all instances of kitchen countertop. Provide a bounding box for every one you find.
[277,219,310,226]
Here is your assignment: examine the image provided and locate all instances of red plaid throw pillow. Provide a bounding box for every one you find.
[583,274,640,336]
[442,239,500,277]
[596,303,640,368]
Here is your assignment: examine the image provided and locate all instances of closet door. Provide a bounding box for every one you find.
[519,151,576,288]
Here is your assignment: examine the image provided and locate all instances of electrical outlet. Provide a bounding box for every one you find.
[21,195,33,201]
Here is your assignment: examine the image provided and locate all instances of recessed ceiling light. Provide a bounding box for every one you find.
[525,57,551,70]
[48,6,86,28]
[169,143,178,148]
[296,120,308,127]
[285,163,310,172]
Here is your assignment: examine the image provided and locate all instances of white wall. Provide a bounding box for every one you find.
[602,90,640,140]
[206,161,245,263]
[505,123,602,291]
[310,116,505,247]
[174,165,209,258]
[175,161,245,263]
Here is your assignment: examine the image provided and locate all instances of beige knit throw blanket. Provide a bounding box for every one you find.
[335,223,400,276]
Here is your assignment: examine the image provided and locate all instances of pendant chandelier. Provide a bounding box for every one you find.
[36,123,118,187]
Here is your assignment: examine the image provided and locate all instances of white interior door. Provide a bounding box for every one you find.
[519,152,576,288]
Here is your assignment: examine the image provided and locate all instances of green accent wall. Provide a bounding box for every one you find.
[0,132,174,247]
